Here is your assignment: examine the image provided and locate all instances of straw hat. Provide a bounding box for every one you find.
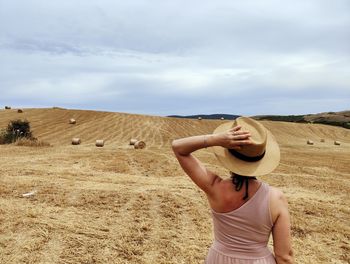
[211,117,280,176]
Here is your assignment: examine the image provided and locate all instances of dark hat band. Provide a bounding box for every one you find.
[228,149,266,162]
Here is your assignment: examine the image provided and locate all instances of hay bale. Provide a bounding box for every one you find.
[17,109,23,113]
[220,117,224,120]
[129,138,138,145]
[198,117,202,120]
[5,106,11,109]
[307,140,314,145]
[320,138,325,142]
[72,138,81,145]
[334,141,341,145]
[134,140,146,149]
[96,140,104,147]
[69,118,76,124]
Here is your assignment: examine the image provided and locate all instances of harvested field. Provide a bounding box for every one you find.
[0,108,349,264]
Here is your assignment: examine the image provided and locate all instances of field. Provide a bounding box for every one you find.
[0,108,349,264]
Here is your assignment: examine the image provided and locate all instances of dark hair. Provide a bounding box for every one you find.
[230,172,256,200]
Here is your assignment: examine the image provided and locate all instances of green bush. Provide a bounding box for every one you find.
[343,122,350,129]
[0,119,36,144]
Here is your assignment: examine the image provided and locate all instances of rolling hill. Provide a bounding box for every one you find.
[253,110,350,129]
[0,108,349,147]
[170,110,350,129]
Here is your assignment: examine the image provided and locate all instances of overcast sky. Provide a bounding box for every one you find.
[0,0,349,116]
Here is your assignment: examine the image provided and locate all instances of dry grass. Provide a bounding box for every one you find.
[13,138,51,147]
[0,108,349,264]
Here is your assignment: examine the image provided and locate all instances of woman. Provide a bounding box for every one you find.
[172,117,293,264]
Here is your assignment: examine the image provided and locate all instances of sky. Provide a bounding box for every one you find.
[0,0,349,116]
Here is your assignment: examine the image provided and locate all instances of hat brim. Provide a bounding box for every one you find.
[211,121,280,176]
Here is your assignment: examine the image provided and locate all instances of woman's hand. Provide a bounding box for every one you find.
[214,125,252,150]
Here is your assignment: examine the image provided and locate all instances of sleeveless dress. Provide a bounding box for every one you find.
[205,182,276,264]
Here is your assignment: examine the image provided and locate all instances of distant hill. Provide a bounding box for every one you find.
[253,110,350,129]
[167,114,240,120]
[169,110,350,129]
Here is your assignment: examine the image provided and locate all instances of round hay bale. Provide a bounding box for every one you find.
[69,118,76,124]
[307,140,314,145]
[220,117,224,120]
[17,109,23,113]
[129,139,138,145]
[134,140,146,149]
[72,138,81,145]
[198,117,202,120]
[334,140,341,145]
[96,140,104,147]
[5,106,11,109]
[320,138,325,142]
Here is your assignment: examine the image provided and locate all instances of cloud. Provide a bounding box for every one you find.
[0,0,349,115]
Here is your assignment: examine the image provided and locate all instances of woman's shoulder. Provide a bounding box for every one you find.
[268,185,286,200]
[268,185,289,223]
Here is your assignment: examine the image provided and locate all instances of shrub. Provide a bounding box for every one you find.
[0,119,36,144]
[343,122,350,129]
[52,106,66,110]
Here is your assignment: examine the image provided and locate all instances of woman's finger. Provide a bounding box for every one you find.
[236,139,253,145]
[233,134,251,140]
[230,146,242,150]
[232,125,242,132]
[233,131,250,136]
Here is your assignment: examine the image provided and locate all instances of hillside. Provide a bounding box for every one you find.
[169,110,350,129]
[253,110,350,129]
[1,108,349,147]
[168,114,240,120]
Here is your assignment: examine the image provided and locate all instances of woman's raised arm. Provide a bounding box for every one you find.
[171,126,251,195]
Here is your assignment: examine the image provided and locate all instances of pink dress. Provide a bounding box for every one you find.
[205,182,276,264]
